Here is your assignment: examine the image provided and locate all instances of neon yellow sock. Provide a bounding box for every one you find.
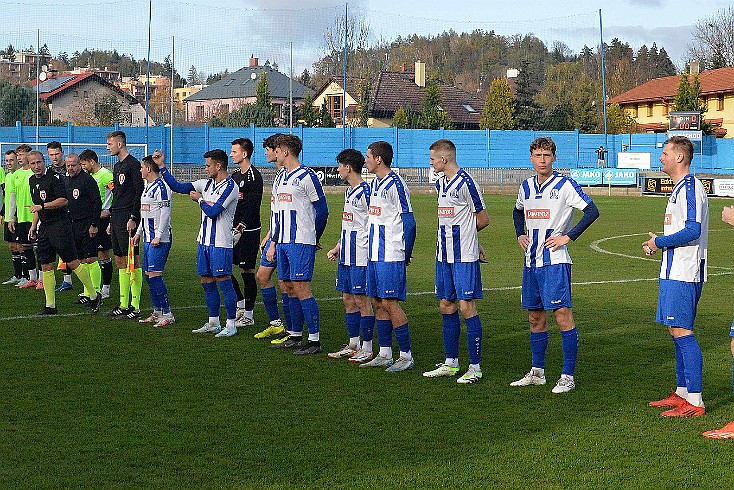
[77,263,91,297]
[118,269,130,308]
[73,264,97,300]
[130,267,143,310]
[42,270,56,308]
[88,261,102,293]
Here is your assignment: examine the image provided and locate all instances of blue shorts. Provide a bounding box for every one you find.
[435,260,483,301]
[521,263,572,310]
[260,236,277,268]
[657,279,702,330]
[277,243,316,282]
[336,263,367,295]
[142,241,171,274]
[367,260,406,300]
[197,244,233,277]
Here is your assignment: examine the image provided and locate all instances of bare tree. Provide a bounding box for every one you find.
[687,7,734,69]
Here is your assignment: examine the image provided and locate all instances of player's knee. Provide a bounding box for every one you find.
[439,299,457,315]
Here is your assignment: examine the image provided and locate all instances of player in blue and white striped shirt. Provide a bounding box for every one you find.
[511,137,599,393]
[360,141,417,372]
[267,134,329,355]
[422,139,489,384]
[134,156,173,327]
[326,149,376,362]
[153,149,241,338]
[644,136,708,418]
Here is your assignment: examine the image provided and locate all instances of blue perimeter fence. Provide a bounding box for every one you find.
[2,123,733,175]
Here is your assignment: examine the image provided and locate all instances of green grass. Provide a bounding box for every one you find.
[1,192,734,489]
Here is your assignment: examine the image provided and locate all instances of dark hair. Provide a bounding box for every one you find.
[141,155,160,174]
[263,133,285,150]
[78,149,99,163]
[529,137,556,155]
[4,149,16,157]
[368,141,393,166]
[15,144,32,153]
[47,141,63,151]
[336,149,365,174]
[203,149,228,168]
[664,135,694,165]
[429,138,456,154]
[231,138,254,158]
[275,134,302,157]
[106,130,127,146]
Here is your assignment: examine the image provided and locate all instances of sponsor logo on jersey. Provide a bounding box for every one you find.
[72,188,80,199]
[526,209,551,220]
[664,213,672,225]
[118,174,125,185]
[438,207,455,217]
[343,212,353,222]
[369,206,382,216]
[141,204,151,212]
[39,190,46,200]
[277,193,293,202]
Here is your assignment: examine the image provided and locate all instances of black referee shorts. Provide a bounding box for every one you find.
[233,229,260,270]
[38,219,78,266]
[110,213,138,258]
[72,218,99,260]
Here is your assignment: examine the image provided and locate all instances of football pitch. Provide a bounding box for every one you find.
[1,192,733,488]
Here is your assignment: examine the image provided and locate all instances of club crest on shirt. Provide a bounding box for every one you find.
[72,188,80,199]
[39,190,46,200]
[550,189,560,199]
[449,189,460,199]
[292,177,301,187]
[118,174,125,185]
[526,209,551,220]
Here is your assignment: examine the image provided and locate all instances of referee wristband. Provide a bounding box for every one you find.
[40,202,45,209]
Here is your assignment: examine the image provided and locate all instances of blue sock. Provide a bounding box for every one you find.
[202,281,220,317]
[289,296,304,334]
[346,311,361,339]
[442,312,461,359]
[676,334,703,394]
[360,315,375,341]
[148,276,171,314]
[465,315,483,366]
[530,331,549,369]
[300,296,321,335]
[394,323,412,354]
[261,286,280,321]
[560,328,579,376]
[731,356,734,394]
[673,335,686,388]
[145,275,158,310]
[281,293,292,330]
[377,319,393,348]
[218,279,238,320]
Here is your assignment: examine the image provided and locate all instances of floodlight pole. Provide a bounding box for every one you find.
[35,29,40,145]
[170,36,175,169]
[145,0,152,145]
[343,2,348,147]
[599,9,608,156]
[290,41,293,132]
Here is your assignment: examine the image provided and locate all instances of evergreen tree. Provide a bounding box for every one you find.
[514,62,542,130]
[420,77,452,129]
[187,65,200,86]
[480,78,516,130]
[319,99,335,128]
[300,92,318,127]
[356,79,372,127]
[253,72,275,127]
[606,103,638,134]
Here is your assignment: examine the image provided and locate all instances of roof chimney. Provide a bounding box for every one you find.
[689,59,700,75]
[415,61,426,88]
[250,56,258,67]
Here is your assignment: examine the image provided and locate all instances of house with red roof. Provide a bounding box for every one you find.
[34,73,146,126]
[607,67,734,138]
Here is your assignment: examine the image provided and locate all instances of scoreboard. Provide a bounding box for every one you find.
[669,112,701,131]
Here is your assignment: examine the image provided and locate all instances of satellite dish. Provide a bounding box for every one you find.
[41,65,48,72]
[39,72,47,81]
[250,73,257,80]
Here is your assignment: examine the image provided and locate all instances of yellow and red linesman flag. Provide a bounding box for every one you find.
[127,235,136,280]
[57,258,66,270]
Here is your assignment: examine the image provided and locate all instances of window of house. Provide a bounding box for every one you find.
[632,105,638,118]
[83,91,89,98]
[73,90,79,97]
[328,95,342,122]
[222,104,229,113]
[224,79,234,86]
[646,103,653,117]
[718,95,725,111]
[662,103,668,116]
[195,105,204,120]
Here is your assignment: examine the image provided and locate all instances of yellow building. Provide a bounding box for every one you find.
[174,85,204,105]
[607,67,734,137]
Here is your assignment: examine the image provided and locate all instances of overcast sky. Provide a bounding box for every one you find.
[4,0,729,76]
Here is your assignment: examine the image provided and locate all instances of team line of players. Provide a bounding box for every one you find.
[6,133,734,432]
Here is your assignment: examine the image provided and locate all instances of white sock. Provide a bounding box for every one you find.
[361,339,373,352]
[244,309,254,320]
[687,392,703,407]
[308,332,319,342]
[532,367,545,376]
[445,358,459,368]
[469,363,481,372]
[237,299,245,308]
[63,274,72,283]
[399,350,412,360]
[102,285,110,295]
[349,336,360,348]
[209,316,220,325]
[675,386,689,399]
[29,269,38,281]
[226,318,236,329]
[379,346,392,358]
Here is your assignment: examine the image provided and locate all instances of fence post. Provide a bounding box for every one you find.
[66,121,73,143]
[486,128,491,169]
[16,120,22,142]
[203,123,209,152]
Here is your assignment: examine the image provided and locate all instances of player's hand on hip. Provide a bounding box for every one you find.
[517,234,530,251]
[544,234,570,252]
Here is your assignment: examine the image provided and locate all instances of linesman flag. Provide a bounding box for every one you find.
[127,235,136,280]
